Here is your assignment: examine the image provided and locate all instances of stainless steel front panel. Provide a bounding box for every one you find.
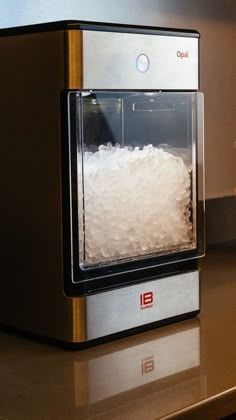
[83,30,199,90]
[85,271,199,340]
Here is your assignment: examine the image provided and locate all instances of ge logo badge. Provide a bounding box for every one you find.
[141,357,155,374]
[140,291,153,310]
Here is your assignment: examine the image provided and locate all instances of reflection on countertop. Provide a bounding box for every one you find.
[0,243,236,420]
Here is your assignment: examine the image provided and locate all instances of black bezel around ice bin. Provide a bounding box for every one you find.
[61,90,200,297]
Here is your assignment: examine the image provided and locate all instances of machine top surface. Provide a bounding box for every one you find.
[0,20,200,38]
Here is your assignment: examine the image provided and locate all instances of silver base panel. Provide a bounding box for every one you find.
[84,270,200,341]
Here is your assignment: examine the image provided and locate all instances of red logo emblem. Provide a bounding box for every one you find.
[142,357,155,374]
[140,292,153,310]
[177,50,189,59]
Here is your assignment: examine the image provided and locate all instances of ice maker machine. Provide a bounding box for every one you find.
[0,22,204,346]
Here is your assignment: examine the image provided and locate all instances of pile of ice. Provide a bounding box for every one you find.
[82,143,192,265]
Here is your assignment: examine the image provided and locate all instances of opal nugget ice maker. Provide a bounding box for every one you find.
[0,21,204,346]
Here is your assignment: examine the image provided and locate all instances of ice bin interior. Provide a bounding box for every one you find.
[73,91,200,268]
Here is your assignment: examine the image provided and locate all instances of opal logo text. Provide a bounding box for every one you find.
[140,292,153,310]
[177,50,189,59]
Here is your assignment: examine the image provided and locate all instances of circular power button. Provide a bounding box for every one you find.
[136,54,150,73]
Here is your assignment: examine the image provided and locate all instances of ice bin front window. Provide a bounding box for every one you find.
[71,91,203,269]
